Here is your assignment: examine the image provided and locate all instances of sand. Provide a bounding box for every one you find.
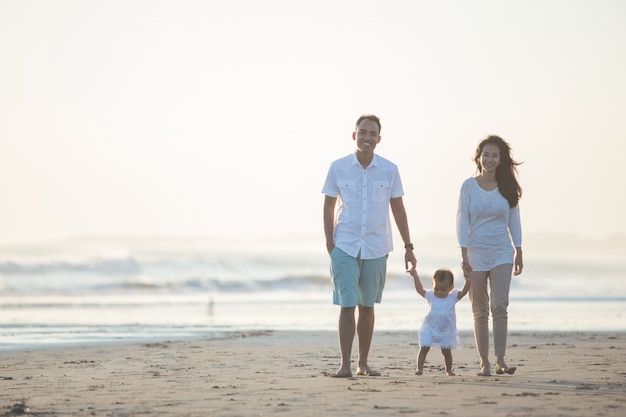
[1,330,624,416]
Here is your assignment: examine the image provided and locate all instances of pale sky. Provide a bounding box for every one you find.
[1,0,625,247]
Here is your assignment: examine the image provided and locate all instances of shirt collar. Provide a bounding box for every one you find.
[351,152,379,168]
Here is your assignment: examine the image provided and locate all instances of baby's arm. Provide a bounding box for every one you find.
[457,275,471,299]
[408,269,426,298]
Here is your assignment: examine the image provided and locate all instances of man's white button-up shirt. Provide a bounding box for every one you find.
[322,153,404,259]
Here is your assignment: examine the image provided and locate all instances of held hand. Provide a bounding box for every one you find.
[461,259,473,277]
[407,268,419,279]
[405,249,417,272]
[460,247,472,277]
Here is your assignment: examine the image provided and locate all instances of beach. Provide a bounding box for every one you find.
[1,330,624,417]
[1,239,625,415]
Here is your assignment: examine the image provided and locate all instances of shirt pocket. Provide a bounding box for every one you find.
[337,180,357,204]
[372,181,391,204]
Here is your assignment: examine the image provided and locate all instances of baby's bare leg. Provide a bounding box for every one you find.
[442,348,454,376]
[416,346,430,375]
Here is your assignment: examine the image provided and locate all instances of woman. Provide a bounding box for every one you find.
[457,135,523,376]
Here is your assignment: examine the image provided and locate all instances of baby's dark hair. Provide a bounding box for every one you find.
[433,268,454,288]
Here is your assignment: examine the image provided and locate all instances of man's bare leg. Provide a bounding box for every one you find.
[355,305,381,376]
[333,306,356,377]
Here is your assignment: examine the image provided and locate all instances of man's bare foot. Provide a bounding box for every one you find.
[477,367,492,377]
[330,367,352,378]
[415,369,423,375]
[356,366,381,376]
[445,370,456,376]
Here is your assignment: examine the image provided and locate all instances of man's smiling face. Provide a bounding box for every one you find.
[352,119,381,158]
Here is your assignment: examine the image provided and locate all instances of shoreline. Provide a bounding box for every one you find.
[1,330,625,416]
[2,297,624,352]
[2,326,624,353]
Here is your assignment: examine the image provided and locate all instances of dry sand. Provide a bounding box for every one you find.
[1,330,624,416]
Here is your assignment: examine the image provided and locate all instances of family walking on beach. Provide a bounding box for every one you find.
[322,114,523,377]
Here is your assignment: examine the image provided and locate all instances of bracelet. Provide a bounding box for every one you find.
[404,243,414,250]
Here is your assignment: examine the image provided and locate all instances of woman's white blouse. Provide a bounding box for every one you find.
[456,177,522,271]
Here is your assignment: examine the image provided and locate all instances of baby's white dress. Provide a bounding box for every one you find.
[419,289,461,349]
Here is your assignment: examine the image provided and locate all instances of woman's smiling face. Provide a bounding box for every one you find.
[480,142,501,173]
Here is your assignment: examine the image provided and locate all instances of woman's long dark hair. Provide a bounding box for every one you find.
[474,135,522,208]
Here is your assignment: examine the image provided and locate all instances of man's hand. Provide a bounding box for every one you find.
[405,249,417,272]
[326,242,335,255]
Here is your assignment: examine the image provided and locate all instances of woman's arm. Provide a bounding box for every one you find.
[460,247,473,276]
[509,205,523,275]
[457,181,473,276]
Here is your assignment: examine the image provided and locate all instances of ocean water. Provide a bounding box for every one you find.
[0,237,624,350]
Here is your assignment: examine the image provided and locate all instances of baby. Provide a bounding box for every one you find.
[408,268,470,376]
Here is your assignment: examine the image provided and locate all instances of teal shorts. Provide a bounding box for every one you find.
[330,247,388,307]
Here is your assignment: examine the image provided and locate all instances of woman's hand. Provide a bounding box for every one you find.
[460,247,473,277]
[514,247,523,275]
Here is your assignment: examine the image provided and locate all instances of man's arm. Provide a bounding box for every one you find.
[390,196,417,270]
[323,195,337,254]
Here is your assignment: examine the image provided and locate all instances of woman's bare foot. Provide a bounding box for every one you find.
[496,365,516,375]
[330,367,352,378]
[356,366,381,376]
[477,366,491,376]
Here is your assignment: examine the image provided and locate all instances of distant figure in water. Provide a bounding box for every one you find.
[457,135,524,376]
[322,114,417,378]
[408,268,470,376]
[207,294,214,316]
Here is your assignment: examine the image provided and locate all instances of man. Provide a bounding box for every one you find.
[322,114,417,377]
